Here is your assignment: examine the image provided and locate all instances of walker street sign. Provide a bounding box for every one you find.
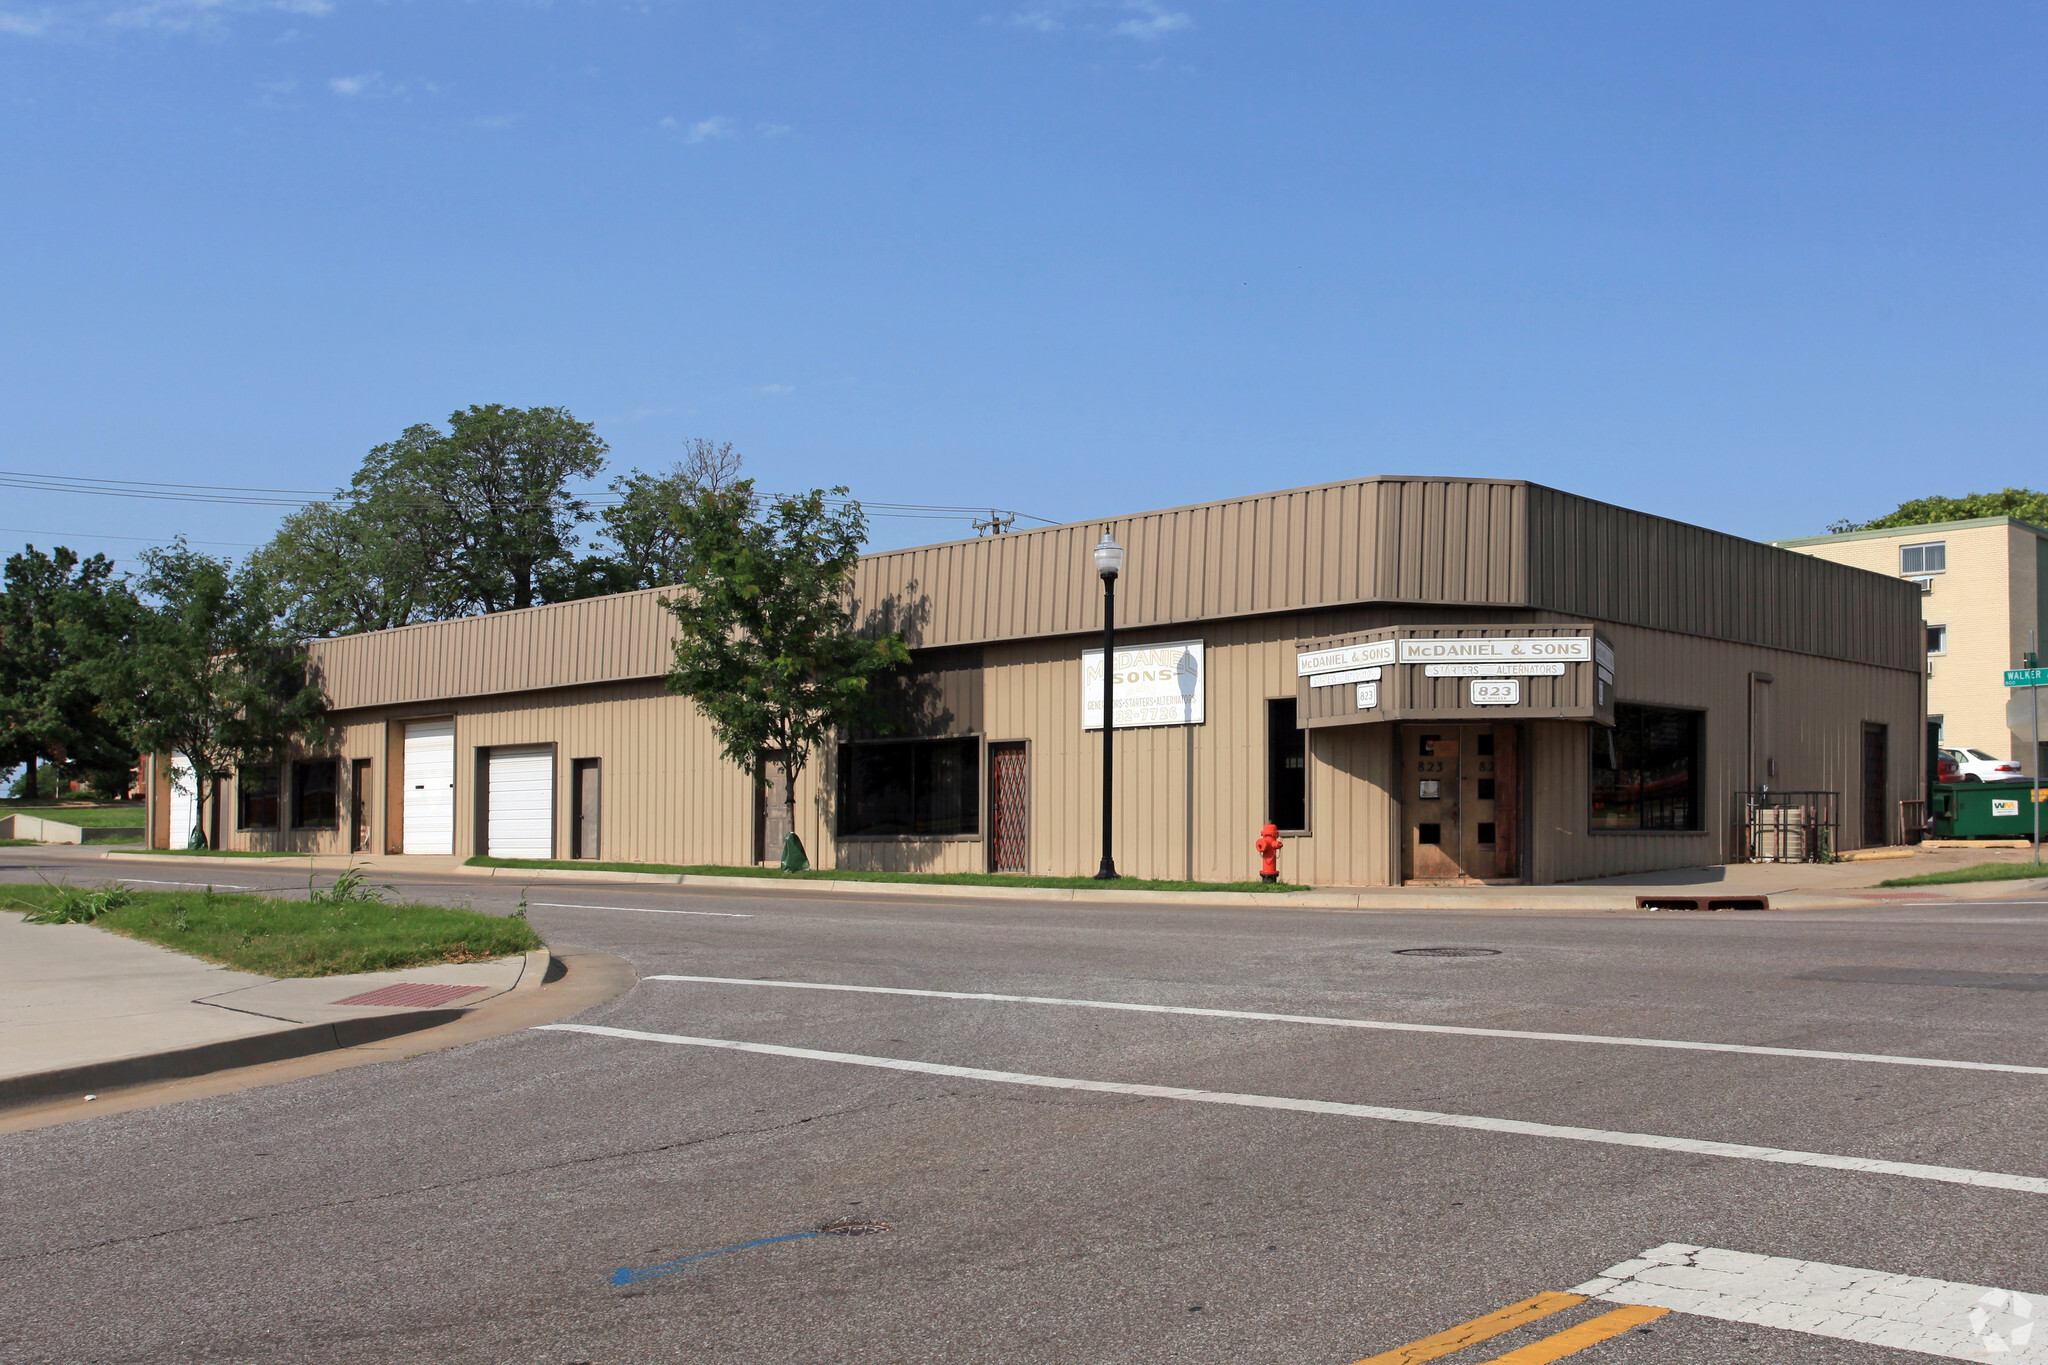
[2006,668,2048,687]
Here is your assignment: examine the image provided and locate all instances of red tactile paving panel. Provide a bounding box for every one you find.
[331,982,490,1008]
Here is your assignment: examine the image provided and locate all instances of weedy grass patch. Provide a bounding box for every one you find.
[0,883,543,977]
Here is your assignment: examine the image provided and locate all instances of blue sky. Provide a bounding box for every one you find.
[2,1,2043,565]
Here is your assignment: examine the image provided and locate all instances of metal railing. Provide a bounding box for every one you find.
[1897,797,1927,846]
[1736,790,1840,863]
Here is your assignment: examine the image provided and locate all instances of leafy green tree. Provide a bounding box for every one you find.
[0,546,138,801]
[1830,488,2048,534]
[103,541,328,849]
[247,404,608,631]
[599,440,746,592]
[247,499,436,639]
[661,483,909,868]
[355,405,608,614]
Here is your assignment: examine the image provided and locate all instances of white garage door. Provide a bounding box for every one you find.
[403,721,456,855]
[487,746,554,860]
[167,752,198,848]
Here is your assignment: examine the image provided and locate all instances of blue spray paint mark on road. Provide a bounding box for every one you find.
[611,1231,820,1286]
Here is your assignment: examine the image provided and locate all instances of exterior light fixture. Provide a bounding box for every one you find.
[1094,531,1123,879]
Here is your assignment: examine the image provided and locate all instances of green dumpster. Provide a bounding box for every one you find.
[1928,781,2047,840]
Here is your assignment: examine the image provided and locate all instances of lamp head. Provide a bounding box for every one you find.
[1093,531,1125,581]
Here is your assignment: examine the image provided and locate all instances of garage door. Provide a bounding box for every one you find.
[487,746,554,860]
[167,752,198,848]
[402,721,456,855]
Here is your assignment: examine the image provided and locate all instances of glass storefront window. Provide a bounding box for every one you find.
[1590,704,1702,831]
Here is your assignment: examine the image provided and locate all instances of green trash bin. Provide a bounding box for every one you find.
[1928,781,2046,841]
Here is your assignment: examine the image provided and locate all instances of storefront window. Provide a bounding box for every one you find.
[237,764,280,830]
[838,738,981,836]
[1590,704,1702,831]
[292,759,340,829]
[1267,698,1308,832]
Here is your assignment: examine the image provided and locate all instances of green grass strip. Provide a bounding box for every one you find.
[0,803,150,828]
[466,855,1306,894]
[1878,860,2048,887]
[0,884,544,977]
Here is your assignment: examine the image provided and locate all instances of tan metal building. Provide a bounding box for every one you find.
[146,477,1926,884]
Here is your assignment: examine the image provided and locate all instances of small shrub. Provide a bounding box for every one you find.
[308,866,393,905]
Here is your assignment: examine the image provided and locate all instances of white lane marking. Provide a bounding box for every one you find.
[1576,1243,2046,1360]
[644,975,2048,1077]
[535,1024,2048,1195]
[534,903,751,919]
[115,878,254,889]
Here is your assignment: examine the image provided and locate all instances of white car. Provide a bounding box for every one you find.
[1941,747,2024,782]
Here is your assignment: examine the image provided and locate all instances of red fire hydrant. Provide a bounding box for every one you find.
[1255,823,1284,884]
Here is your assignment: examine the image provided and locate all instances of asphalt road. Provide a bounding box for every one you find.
[3,851,2047,1364]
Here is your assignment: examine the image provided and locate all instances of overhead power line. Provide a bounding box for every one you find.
[0,470,1058,527]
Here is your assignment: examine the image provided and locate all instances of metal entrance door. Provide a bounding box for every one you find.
[1862,723,1888,847]
[988,742,1028,873]
[572,758,601,860]
[1401,723,1518,883]
[350,758,372,853]
[402,720,456,855]
[756,756,791,864]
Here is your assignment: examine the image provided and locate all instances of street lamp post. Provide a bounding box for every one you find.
[1094,531,1125,880]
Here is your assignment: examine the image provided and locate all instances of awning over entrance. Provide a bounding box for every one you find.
[1294,623,1615,729]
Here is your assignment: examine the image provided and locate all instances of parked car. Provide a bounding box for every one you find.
[1937,751,1961,783]
[1940,747,2024,782]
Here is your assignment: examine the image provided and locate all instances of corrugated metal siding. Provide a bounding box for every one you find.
[1525,486,1921,672]
[307,477,1915,716]
[851,478,1534,651]
[1528,622,1924,881]
[309,587,681,712]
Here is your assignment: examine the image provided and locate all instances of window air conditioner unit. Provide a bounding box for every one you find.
[1907,576,1934,593]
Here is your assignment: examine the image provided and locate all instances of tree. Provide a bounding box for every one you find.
[246,404,608,631]
[0,546,137,801]
[245,499,437,639]
[1830,488,2048,534]
[599,440,745,592]
[661,483,909,869]
[103,541,328,848]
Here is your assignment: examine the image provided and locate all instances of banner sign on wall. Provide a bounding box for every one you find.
[1082,639,1206,730]
[1296,639,1397,677]
[1397,637,1592,664]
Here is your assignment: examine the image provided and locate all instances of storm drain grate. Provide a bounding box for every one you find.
[1393,946,1501,957]
[331,982,489,1008]
[818,1218,892,1236]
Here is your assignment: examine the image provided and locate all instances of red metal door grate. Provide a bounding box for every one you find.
[989,743,1029,873]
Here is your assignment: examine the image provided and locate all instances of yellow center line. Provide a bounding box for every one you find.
[1352,1292,1587,1365]
[1475,1304,1670,1363]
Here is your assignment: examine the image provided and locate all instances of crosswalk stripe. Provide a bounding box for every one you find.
[1576,1244,2048,1361]
[643,974,2048,1076]
[535,1024,2048,1195]
[1475,1305,1668,1363]
[1351,1292,1586,1364]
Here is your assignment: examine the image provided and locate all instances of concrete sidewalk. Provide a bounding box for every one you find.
[0,908,547,1108]
[50,840,2048,910]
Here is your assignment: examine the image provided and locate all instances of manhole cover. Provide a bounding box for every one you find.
[818,1218,891,1236]
[1393,946,1501,957]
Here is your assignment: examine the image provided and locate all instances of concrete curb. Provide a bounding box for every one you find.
[0,947,559,1113]
[0,1008,467,1110]
[0,947,635,1135]
[81,848,2038,910]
